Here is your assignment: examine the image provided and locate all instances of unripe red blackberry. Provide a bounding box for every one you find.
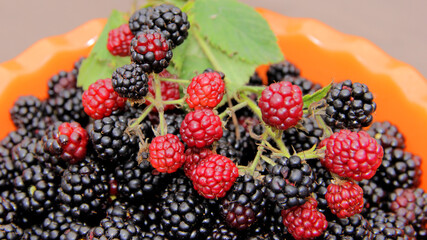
[112,63,149,100]
[324,79,376,129]
[149,134,185,173]
[107,23,134,56]
[128,4,190,48]
[180,109,223,148]
[146,70,180,111]
[130,29,173,74]
[325,180,364,218]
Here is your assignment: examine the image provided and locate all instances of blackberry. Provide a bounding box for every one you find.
[366,121,405,150]
[159,174,214,240]
[44,87,88,126]
[114,157,169,203]
[206,218,240,240]
[365,208,416,239]
[38,211,74,240]
[0,127,30,156]
[375,148,422,191]
[140,229,167,240]
[387,188,427,235]
[10,137,41,175]
[309,160,333,216]
[47,70,77,98]
[89,215,141,240]
[358,179,387,214]
[321,214,374,240]
[282,116,323,154]
[0,196,17,224]
[130,29,173,74]
[10,95,45,134]
[0,157,17,191]
[151,109,186,140]
[264,155,316,210]
[59,222,91,240]
[282,75,322,96]
[0,223,25,240]
[13,164,58,217]
[248,71,263,86]
[324,79,376,129]
[57,157,110,222]
[112,63,150,100]
[72,57,85,76]
[129,4,190,48]
[220,174,267,230]
[266,60,300,85]
[90,115,139,163]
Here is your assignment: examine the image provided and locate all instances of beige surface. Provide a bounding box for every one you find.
[0,0,426,78]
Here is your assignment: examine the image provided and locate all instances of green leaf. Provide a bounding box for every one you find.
[77,10,130,90]
[193,0,283,65]
[170,28,257,96]
[302,82,333,109]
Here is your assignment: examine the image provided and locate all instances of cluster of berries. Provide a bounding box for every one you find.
[2,3,427,240]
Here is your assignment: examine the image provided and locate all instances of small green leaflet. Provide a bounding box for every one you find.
[193,0,283,65]
[77,10,130,90]
[302,82,333,109]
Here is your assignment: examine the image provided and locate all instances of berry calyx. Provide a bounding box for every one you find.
[319,129,384,181]
[258,81,303,131]
[81,78,127,119]
[191,154,239,199]
[325,180,364,218]
[180,109,223,148]
[149,134,185,173]
[186,71,226,110]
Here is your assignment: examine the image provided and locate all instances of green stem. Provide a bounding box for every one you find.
[218,102,248,120]
[295,148,322,160]
[239,93,262,120]
[129,104,154,130]
[268,127,290,158]
[153,74,167,136]
[315,113,333,139]
[159,109,166,136]
[247,145,264,175]
[239,85,265,94]
[193,28,223,73]
[159,77,190,85]
[260,155,277,167]
[162,98,186,106]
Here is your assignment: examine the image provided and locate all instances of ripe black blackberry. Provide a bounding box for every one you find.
[89,215,141,240]
[282,116,323,154]
[0,128,29,156]
[248,71,263,86]
[220,174,267,231]
[10,137,41,175]
[59,222,91,240]
[358,179,387,214]
[387,188,427,236]
[308,160,333,217]
[321,213,374,239]
[366,121,406,150]
[244,203,288,239]
[324,79,376,129]
[128,4,190,48]
[264,155,316,210]
[112,63,149,100]
[0,156,17,191]
[0,223,25,240]
[0,196,17,224]
[130,29,173,74]
[13,164,58,217]
[37,211,74,240]
[159,174,214,240]
[10,95,45,134]
[57,157,109,223]
[266,60,300,85]
[206,218,240,240]
[281,75,322,96]
[375,148,422,191]
[365,208,416,239]
[44,87,88,126]
[47,70,77,98]
[114,157,169,204]
[90,115,139,163]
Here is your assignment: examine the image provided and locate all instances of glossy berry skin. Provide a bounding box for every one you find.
[107,23,134,56]
[319,129,383,181]
[183,147,213,178]
[325,181,364,218]
[191,154,239,199]
[281,197,328,240]
[44,122,88,164]
[180,109,223,148]
[112,63,149,100]
[186,71,225,110]
[130,29,173,74]
[82,78,127,119]
[258,81,303,130]
[149,134,185,173]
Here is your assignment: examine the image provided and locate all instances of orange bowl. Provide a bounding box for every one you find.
[1,8,427,190]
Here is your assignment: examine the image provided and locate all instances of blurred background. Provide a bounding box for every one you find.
[0,0,425,78]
